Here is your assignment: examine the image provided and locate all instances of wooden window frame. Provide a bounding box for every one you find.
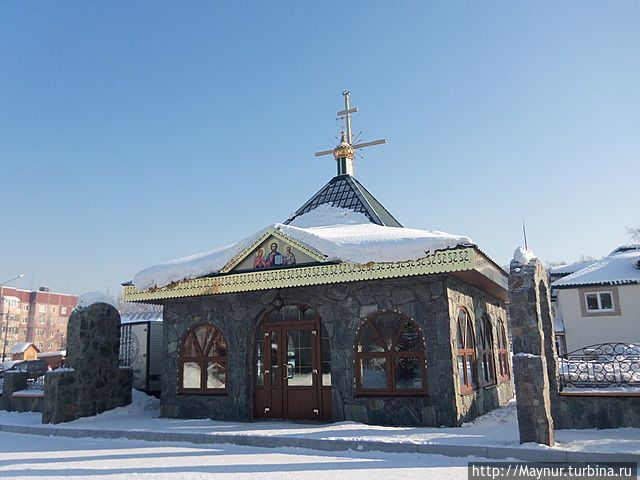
[456,308,478,394]
[354,310,428,396]
[479,314,496,386]
[497,321,510,382]
[178,323,228,395]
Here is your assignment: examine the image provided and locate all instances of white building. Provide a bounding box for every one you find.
[551,244,640,353]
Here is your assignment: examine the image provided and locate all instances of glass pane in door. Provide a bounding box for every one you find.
[287,329,313,387]
[270,330,279,387]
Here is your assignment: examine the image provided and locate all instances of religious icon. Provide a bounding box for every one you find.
[253,248,266,269]
[283,245,296,266]
[265,242,284,267]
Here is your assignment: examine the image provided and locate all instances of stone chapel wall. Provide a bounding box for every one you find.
[161,274,512,427]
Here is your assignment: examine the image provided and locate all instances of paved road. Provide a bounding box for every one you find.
[0,431,477,479]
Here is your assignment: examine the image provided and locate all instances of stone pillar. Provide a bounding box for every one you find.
[1,371,28,411]
[508,253,555,446]
[42,302,133,424]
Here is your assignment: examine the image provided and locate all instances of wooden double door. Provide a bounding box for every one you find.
[255,305,329,421]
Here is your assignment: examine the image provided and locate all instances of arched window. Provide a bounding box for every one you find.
[456,308,477,393]
[497,321,510,381]
[179,324,227,394]
[479,314,496,385]
[355,311,426,394]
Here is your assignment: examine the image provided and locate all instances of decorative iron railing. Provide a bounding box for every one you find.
[0,377,4,394]
[559,343,640,390]
[25,375,46,391]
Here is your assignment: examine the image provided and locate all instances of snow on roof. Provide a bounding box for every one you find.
[512,247,536,265]
[77,292,119,310]
[548,260,595,275]
[38,350,66,357]
[9,342,36,354]
[132,205,474,291]
[609,243,640,256]
[552,248,640,288]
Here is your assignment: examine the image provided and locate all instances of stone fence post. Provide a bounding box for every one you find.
[508,250,555,446]
[1,371,28,411]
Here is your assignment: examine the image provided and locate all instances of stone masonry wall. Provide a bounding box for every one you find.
[447,277,514,424]
[161,274,512,427]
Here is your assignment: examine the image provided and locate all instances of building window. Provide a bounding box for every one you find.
[355,310,426,395]
[61,307,67,315]
[23,304,29,312]
[479,315,496,385]
[456,308,478,394]
[178,324,227,394]
[39,305,46,313]
[497,321,510,381]
[22,318,28,324]
[584,292,614,312]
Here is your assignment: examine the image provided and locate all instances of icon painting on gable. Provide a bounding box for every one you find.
[253,242,297,269]
[230,235,321,273]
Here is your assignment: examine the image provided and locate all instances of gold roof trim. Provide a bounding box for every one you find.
[124,247,476,302]
[219,227,327,274]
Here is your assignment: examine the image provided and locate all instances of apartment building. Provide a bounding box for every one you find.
[1,286,78,357]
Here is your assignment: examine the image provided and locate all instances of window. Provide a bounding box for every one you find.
[456,308,478,393]
[51,306,56,313]
[39,305,46,313]
[22,318,28,324]
[497,321,510,381]
[355,311,426,394]
[178,324,227,394]
[23,304,29,312]
[584,292,614,312]
[38,317,45,324]
[479,315,496,385]
[61,307,67,315]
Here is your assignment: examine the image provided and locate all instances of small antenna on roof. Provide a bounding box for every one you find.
[522,219,529,250]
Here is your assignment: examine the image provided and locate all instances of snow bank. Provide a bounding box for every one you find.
[512,247,536,265]
[77,291,118,310]
[80,389,160,421]
[132,205,474,291]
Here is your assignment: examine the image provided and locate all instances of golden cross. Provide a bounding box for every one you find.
[314,91,386,176]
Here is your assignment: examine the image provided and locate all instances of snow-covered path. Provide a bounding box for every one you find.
[0,431,478,480]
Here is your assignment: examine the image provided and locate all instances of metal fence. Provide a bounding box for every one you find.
[25,375,46,391]
[0,377,3,394]
[559,342,640,390]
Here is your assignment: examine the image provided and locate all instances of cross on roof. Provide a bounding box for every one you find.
[314,91,386,176]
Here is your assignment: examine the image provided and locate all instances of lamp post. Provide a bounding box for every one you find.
[1,273,25,362]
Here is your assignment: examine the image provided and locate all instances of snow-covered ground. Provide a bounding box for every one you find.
[0,391,638,455]
[0,431,480,480]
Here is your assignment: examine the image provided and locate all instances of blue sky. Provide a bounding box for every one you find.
[1,2,639,295]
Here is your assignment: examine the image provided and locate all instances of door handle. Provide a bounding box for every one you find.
[284,363,294,380]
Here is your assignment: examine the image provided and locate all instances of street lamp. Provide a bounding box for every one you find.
[1,273,25,362]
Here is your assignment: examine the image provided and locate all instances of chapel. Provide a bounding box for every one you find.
[124,92,513,427]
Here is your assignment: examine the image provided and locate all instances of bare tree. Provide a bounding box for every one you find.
[626,226,640,242]
[115,292,162,315]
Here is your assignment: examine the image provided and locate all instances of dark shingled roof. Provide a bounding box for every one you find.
[284,175,402,227]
